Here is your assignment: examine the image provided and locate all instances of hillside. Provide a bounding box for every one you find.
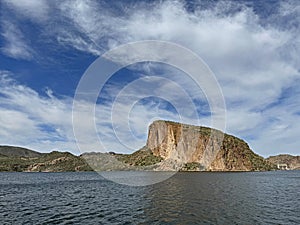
[0,150,91,172]
[266,154,300,170]
[0,146,43,158]
[80,152,133,171]
[115,146,163,167]
[80,147,163,171]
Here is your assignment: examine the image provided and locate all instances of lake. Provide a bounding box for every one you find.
[0,171,299,224]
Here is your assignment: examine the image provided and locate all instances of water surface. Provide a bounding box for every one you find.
[0,171,299,224]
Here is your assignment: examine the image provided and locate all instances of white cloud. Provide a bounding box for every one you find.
[56,0,125,55]
[1,0,300,156]
[56,32,102,56]
[1,21,34,60]
[0,72,76,152]
[77,1,300,156]
[3,0,50,22]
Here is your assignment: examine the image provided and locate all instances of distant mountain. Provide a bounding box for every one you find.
[0,146,43,158]
[80,152,133,171]
[0,149,92,172]
[80,147,163,171]
[266,154,300,170]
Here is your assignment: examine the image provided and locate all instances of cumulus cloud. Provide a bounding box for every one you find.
[0,72,76,152]
[0,0,300,156]
[0,71,193,154]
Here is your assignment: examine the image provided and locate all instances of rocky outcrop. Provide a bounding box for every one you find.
[266,155,300,170]
[146,120,274,171]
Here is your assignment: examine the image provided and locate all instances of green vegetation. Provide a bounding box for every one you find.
[116,146,163,167]
[0,145,43,158]
[0,147,92,172]
[0,146,163,172]
[221,135,276,171]
[80,152,133,171]
[28,151,92,172]
[0,156,31,172]
[180,162,201,171]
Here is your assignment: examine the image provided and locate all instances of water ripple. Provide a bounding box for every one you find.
[0,171,299,224]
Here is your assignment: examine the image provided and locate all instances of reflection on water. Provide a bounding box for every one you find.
[99,171,177,186]
[0,171,299,224]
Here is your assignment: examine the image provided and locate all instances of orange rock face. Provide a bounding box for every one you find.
[146,120,273,171]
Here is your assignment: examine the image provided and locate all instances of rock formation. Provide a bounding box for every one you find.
[146,120,274,171]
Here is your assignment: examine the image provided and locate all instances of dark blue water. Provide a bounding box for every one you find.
[0,171,299,224]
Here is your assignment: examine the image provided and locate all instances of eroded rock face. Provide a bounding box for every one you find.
[147,121,220,169]
[146,120,273,171]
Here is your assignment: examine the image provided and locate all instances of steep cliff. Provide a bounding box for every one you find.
[146,120,274,171]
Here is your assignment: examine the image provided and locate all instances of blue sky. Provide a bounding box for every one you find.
[0,0,299,157]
